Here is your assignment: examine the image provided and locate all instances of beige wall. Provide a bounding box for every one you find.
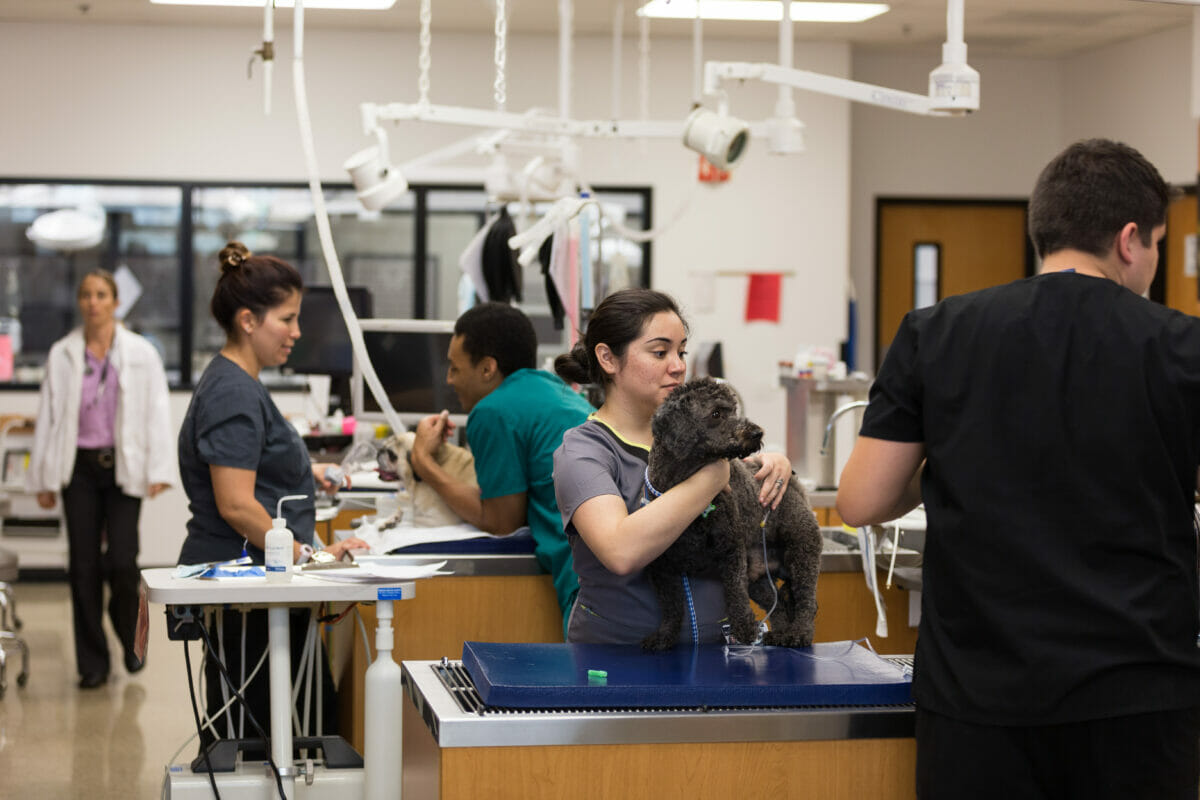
[850,23,1197,373]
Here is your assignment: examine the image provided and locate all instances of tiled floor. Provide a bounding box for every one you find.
[0,579,199,799]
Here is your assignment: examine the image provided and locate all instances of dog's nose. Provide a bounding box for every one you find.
[740,421,764,440]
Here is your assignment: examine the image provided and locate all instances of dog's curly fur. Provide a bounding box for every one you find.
[642,377,823,651]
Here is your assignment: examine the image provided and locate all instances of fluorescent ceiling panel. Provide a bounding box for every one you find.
[150,0,396,8]
[638,1,889,23]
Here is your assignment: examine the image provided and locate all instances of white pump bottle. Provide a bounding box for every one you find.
[265,494,307,583]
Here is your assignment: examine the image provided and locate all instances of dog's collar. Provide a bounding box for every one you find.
[643,467,662,499]
[643,467,717,518]
[406,450,422,482]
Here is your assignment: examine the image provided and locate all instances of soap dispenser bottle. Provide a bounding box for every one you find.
[265,494,307,583]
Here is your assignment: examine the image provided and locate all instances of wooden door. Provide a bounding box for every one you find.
[877,201,1031,359]
[1164,190,1199,317]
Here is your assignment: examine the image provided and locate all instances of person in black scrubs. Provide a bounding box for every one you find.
[177,241,366,750]
[838,140,1200,800]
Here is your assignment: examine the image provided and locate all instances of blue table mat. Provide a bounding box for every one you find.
[461,640,913,709]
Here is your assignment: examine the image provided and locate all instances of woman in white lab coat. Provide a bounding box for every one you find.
[27,269,175,689]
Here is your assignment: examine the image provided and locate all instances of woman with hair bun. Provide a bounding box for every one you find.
[177,241,366,749]
[27,269,175,689]
[552,288,793,644]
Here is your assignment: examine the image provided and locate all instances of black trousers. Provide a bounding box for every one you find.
[61,448,142,678]
[916,705,1200,800]
[199,607,339,751]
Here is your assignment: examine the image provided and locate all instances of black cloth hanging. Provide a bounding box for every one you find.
[481,208,522,304]
[538,233,567,330]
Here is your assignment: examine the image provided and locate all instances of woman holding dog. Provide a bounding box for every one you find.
[176,241,366,749]
[553,288,792,644]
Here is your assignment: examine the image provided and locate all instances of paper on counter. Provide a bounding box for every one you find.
[307,560,450,582]
[354,522,492,555]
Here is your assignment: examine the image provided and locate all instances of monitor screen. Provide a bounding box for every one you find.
[358,328,464,417]
[286,286,373,377]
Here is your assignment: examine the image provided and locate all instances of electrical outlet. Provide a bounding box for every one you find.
[165,605,203,641]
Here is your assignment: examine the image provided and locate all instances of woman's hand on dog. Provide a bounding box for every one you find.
[744,452,793,509]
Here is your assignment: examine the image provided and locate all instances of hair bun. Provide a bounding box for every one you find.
[219,241,252,273]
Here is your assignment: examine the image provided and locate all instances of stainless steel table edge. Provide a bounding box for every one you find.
[401,660,915,749]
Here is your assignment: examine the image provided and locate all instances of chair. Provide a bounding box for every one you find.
[0,546,29,698]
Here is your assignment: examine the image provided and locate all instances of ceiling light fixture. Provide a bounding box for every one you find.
[637,1,889,23]
[150,0,396,9]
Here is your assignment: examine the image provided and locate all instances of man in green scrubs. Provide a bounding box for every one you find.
[411,303,594,636]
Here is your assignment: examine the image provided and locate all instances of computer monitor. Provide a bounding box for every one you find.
[351,318,466,429]
[286,286,373,377]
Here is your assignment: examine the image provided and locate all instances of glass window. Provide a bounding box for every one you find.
[0,182,183,383]
[0,179,650,389]
[913,242,940,310]
[190,185,418,381]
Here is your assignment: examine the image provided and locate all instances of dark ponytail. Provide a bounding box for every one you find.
[553,288,687,386]
[210,240,303,336]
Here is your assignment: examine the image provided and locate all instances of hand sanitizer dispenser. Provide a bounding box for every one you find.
[265,494,307,583]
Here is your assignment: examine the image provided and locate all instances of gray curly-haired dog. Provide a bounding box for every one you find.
[642,377,823,651]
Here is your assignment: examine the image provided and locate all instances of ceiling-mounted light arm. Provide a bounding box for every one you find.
[703,0,977,117]
[927,0,979,115]
[767,0,805,154]
[705,61,963,117]
[370,100,684,138]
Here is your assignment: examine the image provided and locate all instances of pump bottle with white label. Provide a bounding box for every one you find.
[265,494,307,583]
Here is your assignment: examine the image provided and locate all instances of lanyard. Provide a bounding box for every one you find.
[85,355,111,406]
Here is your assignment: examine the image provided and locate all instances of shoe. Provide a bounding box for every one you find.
[125,652,145,675]
[79,672,107,689]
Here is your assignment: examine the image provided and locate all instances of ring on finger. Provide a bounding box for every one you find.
[774,479,784,487]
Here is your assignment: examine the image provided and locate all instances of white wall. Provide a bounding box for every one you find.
[850,24,1197,373]
[1060,25,1196,184]
[0,21,852,452]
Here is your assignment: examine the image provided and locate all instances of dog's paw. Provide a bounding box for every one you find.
[640,631,679,651]
[763,630,813,649]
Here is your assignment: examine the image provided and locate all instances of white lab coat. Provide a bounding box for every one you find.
[26,326,177,498]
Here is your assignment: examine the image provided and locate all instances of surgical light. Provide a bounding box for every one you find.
[682,107,750,171]
[26,206,106,252]
[638,1,889,23]
[151,0,396,7]
[344,128,408,212]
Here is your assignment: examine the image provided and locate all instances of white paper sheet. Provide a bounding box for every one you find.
[307,560,450,582]
[354,522,493,555]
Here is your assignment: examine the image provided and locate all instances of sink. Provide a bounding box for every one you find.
[820,526,859,552]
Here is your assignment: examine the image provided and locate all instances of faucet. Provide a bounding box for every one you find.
[821,400,869,455]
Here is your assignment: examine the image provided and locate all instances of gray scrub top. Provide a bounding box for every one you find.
[177,354,315,565]
[553,418,727,644]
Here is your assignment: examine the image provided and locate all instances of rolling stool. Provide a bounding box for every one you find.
[0,546,29,698]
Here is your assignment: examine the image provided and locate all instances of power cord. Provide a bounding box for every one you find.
[169,638,268,765]
[196,621,289,800]
[183,638,222,800]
